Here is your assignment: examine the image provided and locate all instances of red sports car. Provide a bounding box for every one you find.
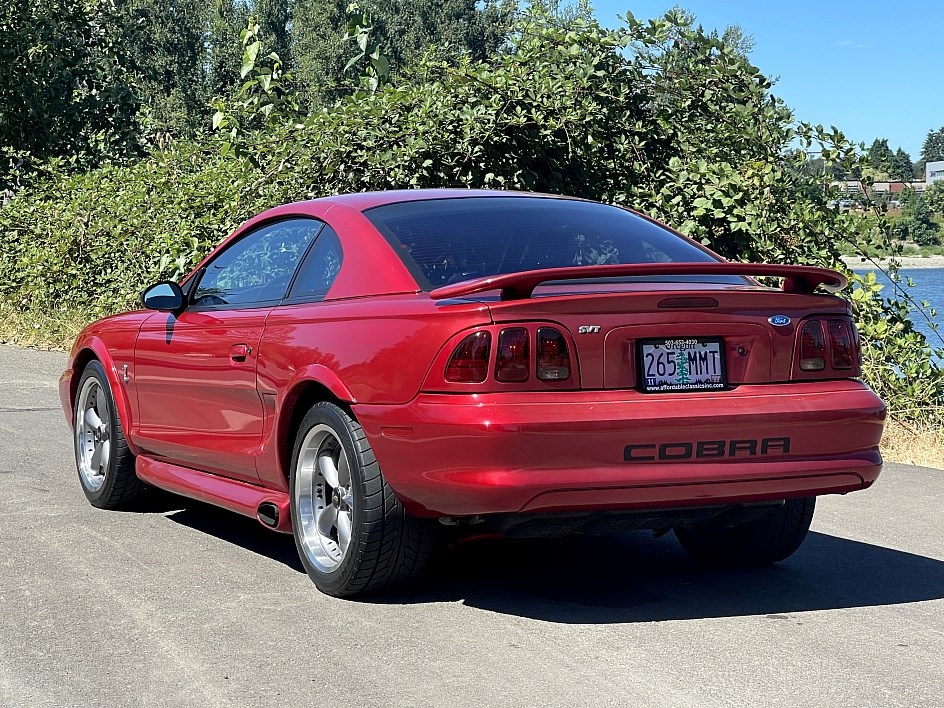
[59,190,885,597]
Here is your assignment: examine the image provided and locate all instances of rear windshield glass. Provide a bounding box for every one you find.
[364,196,743,290]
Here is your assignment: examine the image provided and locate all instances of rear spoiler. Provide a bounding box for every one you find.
[428,263,848,301]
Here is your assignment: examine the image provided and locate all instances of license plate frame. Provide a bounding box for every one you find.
[637,337,726,393]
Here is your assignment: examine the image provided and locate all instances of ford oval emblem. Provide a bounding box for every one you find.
[768,315,791,327]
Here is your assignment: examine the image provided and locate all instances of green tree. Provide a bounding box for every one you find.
[925,180,944,215]
[889,147,915,180]
[0,0,140,183]
[867,138,894,174]
[209,1,253,98]
[918,125,944,174]
[719,24,756,56]
[892,190,940,245]
[116,0,211,139]
[254,0,292,70]
[290,0,513,106]
[291,0,347,106]
[527,0,594,22]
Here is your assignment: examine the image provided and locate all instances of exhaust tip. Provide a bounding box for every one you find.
[257,501,280,528]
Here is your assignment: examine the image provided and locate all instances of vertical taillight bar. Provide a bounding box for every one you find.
[445,331,491,382]
[827,319,854,369]
[536,328,571,381]
[495,328,530,382]
[799,320,826,371]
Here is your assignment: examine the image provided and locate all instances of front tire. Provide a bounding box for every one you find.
[289,402,435,597]
[674,497,815,566]
[73,360,145,509]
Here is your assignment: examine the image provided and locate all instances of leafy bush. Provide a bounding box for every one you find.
[924,180,944,216]
[0,147,257,313]
[0,8,941,421]
[890,192,941,246]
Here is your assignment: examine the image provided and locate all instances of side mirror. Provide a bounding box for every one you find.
[141,281,185,312]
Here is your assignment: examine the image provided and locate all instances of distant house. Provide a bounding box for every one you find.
[927,160,944,184]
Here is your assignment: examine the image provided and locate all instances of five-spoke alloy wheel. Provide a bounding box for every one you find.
[73,360,144,508]
[289,402,435,597]
[76,375,112,492]
[294,424,356,573]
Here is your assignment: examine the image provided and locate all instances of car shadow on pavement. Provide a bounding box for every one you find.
[387,531,944,623]
[155,501,944,622]
[163,502,306,573]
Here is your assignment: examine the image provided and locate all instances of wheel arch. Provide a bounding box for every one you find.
[71,347,99,406]
[277,368,356,482]
[69,341,141,455]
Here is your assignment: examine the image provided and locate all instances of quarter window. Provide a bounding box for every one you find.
[287,226,344,301]
[192,219,322,307]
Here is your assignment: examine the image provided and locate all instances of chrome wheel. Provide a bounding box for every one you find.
[294,424,354,573]
[75,376,111,492]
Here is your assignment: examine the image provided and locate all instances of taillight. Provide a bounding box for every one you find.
[445,331,491,382]
[429,323,578,391]
[827,319,854,369]
[799,320,825,371]
[536,327,571,380]
[495,328,530,382]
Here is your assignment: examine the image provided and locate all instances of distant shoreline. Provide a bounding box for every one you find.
[841,255,944,270]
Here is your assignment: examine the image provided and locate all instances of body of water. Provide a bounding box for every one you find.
[851,267,944,350]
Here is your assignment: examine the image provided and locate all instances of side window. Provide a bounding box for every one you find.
[287,226,343,301]
[193,218,322,307]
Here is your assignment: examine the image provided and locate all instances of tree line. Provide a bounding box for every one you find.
[865,127,944,181]
[843,129,944,247]
[3,0,574,187]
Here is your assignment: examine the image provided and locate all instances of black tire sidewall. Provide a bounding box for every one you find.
[675,496,815,566]
[289,402,364,596]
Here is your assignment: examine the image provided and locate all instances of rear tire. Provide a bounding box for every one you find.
[73,360,145,509]
[289,402,435,597]
[674,497,815,566]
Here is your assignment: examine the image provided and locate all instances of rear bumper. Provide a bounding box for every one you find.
[354,381,885,517]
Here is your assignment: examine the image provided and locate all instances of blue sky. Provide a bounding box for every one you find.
[592,1,943,164]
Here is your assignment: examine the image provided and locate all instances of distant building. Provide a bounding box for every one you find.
[927,160,944,184]
[835,180,862,197]
[827,180,928,209]
[870,181,926,194]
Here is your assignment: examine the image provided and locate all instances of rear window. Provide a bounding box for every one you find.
[364,196,742,289]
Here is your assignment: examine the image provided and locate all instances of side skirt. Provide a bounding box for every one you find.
[136,455,292,533]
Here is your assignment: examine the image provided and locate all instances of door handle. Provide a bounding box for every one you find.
[230,343,251,362]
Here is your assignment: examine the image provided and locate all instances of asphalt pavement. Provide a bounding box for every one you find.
[1,343,942,707]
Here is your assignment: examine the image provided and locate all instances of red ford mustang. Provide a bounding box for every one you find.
[59,190,885,597]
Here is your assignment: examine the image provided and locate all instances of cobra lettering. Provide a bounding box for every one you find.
[623,437,791,462]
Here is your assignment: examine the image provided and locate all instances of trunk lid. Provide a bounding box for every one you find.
[480,283,849,388]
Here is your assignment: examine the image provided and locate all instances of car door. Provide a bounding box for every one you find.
[133,217,323,482]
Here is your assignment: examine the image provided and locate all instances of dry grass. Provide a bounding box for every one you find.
[881,418,944,469]
[0,301,86,351]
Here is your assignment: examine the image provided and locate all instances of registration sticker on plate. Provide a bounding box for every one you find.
[639,338,725,393]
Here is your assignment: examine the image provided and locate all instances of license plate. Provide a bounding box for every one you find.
[638,338,725,392]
